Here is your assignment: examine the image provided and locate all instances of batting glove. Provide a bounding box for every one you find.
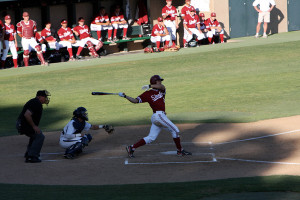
[141,85,151,91]
[118,92,125,97]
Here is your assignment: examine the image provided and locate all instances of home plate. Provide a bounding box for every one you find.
[125,151,216,165]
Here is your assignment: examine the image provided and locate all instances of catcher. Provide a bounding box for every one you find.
[59,107,114,159]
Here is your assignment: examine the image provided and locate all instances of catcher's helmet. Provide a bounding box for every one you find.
[73,107,88,121]
[150,75,164,85]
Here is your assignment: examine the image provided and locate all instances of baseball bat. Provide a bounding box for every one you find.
[91,92,119,95]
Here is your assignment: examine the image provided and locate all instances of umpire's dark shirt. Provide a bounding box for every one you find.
[18,98,43,135]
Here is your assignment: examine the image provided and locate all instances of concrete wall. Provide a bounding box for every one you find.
[269,0,287,34]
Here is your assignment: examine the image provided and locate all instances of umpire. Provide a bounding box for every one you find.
[16,90,51,163]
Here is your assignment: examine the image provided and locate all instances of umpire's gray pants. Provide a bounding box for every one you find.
[26,132,45,158]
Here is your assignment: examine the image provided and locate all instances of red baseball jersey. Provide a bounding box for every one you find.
[17,20,37,38]
[151,24,165,37]
[92,14,110,24]
[4,24,16,41]
[57,27,74,41]
[181,5,195,17]
[206,18,220,31]
[35,32,43,43]
[0,20,4,38]
[111,12,125,23]
[137,89,166,113]
[41,28,56,42]
[183,14,200,28]
[72,25,91,39]
[162,5,177,21]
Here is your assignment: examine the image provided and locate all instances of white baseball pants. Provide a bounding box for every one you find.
[78,37,100,47]
[90,24,113,31]
[29,43,46,52]
[185,28,205,42]
[211,28,224,35]
[150,35,170,43]
[143,111,180,144]
[112,23,128,29]
[59,134,82,149]
[1,40,18,60]
[21,38,40,51]
[164,20,176,41]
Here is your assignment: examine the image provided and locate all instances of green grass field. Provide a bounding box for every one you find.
[1,31,300,136]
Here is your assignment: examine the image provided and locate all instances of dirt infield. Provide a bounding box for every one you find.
[1,116,300,185]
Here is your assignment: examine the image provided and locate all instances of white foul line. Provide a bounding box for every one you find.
[124,159,217,165]
[214,129,300,145]
[217,157,300,165]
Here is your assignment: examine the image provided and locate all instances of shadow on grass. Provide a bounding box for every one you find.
[0,105,69,137]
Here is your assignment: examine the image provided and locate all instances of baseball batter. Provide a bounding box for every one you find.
[1,15,18,69]
[206,12,224,44]
[183,8,205,47]
[90,7,113,42]
[151,17,170,51]
[17,12,48,66]
[111,5,129,41]
[162,0,178,48]
[119,75,192,158]
[60,107,114,159]
[73,17,103,59]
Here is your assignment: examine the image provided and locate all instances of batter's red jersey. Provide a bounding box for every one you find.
[92,14,110,24]
[4,24,16,41]
[181,5,195,17]
[111,12,125,23]
[162,5,177,21]
[57,27,74,41]
[17,20,37,38]
[41,28,56,42]
[206,18,220,31]
[151,24,165,37]
[137,89,166,113]
[183,14,200,28]
[72,25,91,39]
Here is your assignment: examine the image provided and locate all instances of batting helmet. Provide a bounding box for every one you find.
[199,13,205,17]
[150,75,164,85]
[73,107,88,121]
[211,12,216,17]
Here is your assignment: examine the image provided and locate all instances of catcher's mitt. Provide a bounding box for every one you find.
[103,125,114,134]
[144,47,153,53]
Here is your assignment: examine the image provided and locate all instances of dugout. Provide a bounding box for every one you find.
[0,0,297,49]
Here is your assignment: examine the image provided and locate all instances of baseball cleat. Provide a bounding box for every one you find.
[25,156,42,163]
[126,145,135,158]
[76,55,83,60]
[113,37,118,42]
[122,36,130,40]
[177,149,192,156]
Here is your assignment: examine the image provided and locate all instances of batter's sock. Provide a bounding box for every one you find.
[173,137,182,151]
[123,28,128,38]
[76,46,83,56]
[67,48,73,57]
[108,29,112,39]
[156,41,161,48]
[133,139,146,149]
[13,59,18,68]
[220,34,224,43]
[97,30,101,40]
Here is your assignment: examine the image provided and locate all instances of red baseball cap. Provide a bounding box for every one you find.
[23,12,29,17]
[166,0,172,1]
[190,8,196,12]
[199,13,205,17]
[157,17,163,22]
[61,19,68,24]
[78,17,85,22]
[211,12,216,17]
[5,15,11,20]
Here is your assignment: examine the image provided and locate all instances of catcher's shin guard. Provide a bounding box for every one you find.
[95,41,103,51]
[23,50,30,66]
[35,46,47,65]
[86,41,98,58]
[65,142,83,158]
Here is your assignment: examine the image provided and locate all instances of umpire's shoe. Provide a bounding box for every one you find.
[126,145,135,158]
[25,156,42,163]
[177,149,192,156]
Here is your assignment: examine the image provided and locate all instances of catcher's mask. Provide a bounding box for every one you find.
[73,107,89,121]
[36,90,51,105]
[150,75,164,85]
